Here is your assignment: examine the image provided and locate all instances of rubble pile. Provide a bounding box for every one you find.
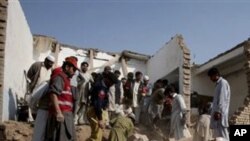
[0,120,182,141]
[1,121,32,141]
[0,121,111,141]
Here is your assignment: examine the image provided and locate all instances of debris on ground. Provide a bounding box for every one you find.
[0,120,193,141]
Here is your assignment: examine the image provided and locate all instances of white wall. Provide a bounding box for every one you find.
[192,71,214,96]
[147,36,183,83]
[3,0,34,121]
[225,70,248,116]
[127,58,147,76]
[192,61,248,116]
[57,46,147,79]
[33,36,55,61]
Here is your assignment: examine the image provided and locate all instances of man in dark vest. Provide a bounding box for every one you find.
[87,72,118,141]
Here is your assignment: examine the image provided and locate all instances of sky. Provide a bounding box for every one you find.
[20,0,250,64]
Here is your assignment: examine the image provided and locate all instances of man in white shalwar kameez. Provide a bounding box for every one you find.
[30,55,55,141]
[76,61,94,124]
[208,68,230,141]
[132,71,143,124]
[166,85,191,141]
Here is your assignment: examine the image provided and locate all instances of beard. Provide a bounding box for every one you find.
[65,71,74,78]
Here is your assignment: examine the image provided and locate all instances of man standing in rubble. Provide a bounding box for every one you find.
[108,70,124,119]
[208,68,230,141]
[45,56,78,141]
[123,72,134,106]
[114,70,124,105]
[68,56,81,119]
[27,55,55,94]
[167,85,191,140]
[29,55,55,141]
[87,72,118,141]
[141,75,152,114]
[132,71,143,124]
[76,61,94,125]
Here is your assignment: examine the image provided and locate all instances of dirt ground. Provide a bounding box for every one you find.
[0,120,193,141]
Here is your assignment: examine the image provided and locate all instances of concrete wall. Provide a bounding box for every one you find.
[192,71,214,96]
[147,36,183,84]
[225,69,248,116]
[57,45,147,78]
[147,35,192,123]
[192,69,248,116]
[127,58,147,76]
[192,55,248,116]
[230,41,250,125]
[33,35,56,62]
[2,0,33,121]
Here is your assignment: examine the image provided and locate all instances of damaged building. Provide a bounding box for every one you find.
[0,0,249,129]
[191,40,250,125]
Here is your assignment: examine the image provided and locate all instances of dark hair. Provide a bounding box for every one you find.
[155,79,162,84]
[207,67,220,77]
[104,66,112,72]
[62,61,74,70]
[114,70,121,75]
[165,84,176,94]
[202,102,212,114]
[81,61,89,67]
[162,79,169,87]
[106,72,118,84]
[127,72,134,80]
[121,77,127,81]
[135,71,142,76]
[127,72,133,76]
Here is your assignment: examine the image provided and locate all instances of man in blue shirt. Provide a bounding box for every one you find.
[87,72,118,141]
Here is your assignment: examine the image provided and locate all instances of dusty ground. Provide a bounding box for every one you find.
[0,120,193,141]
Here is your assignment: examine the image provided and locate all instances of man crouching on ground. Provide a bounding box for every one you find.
[87,72,118,141]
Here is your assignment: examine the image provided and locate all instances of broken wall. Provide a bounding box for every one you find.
[57,45,148,78]
[33,35,57,62]
[147,35,191,94]
[192,45,248,117]
[147,36,183,83]
[230,41,250,124]
[2,0,33,121]
[147,35,191,123]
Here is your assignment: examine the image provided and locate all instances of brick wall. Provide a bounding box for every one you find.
[177,35,192,124]
[0,0,7,122]
[230,41,250,125]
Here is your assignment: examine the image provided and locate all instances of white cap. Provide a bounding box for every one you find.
[46,55,55,62]
[144,75,149,81]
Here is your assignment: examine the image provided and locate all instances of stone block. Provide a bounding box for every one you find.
[183,69,191,75]
[183,53,191,60]
[0,0,7,7]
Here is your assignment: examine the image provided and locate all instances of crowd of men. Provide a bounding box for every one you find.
[26,55,231,141]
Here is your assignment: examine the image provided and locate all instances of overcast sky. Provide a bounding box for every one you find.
[20,0,250,64]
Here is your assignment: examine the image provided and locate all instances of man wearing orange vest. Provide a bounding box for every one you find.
[45,56,78,141]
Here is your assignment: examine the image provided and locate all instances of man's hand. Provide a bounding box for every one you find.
[56,113,64,122]
[181,113,187,125]
[98,120,105,129]
[214,112,221,120]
